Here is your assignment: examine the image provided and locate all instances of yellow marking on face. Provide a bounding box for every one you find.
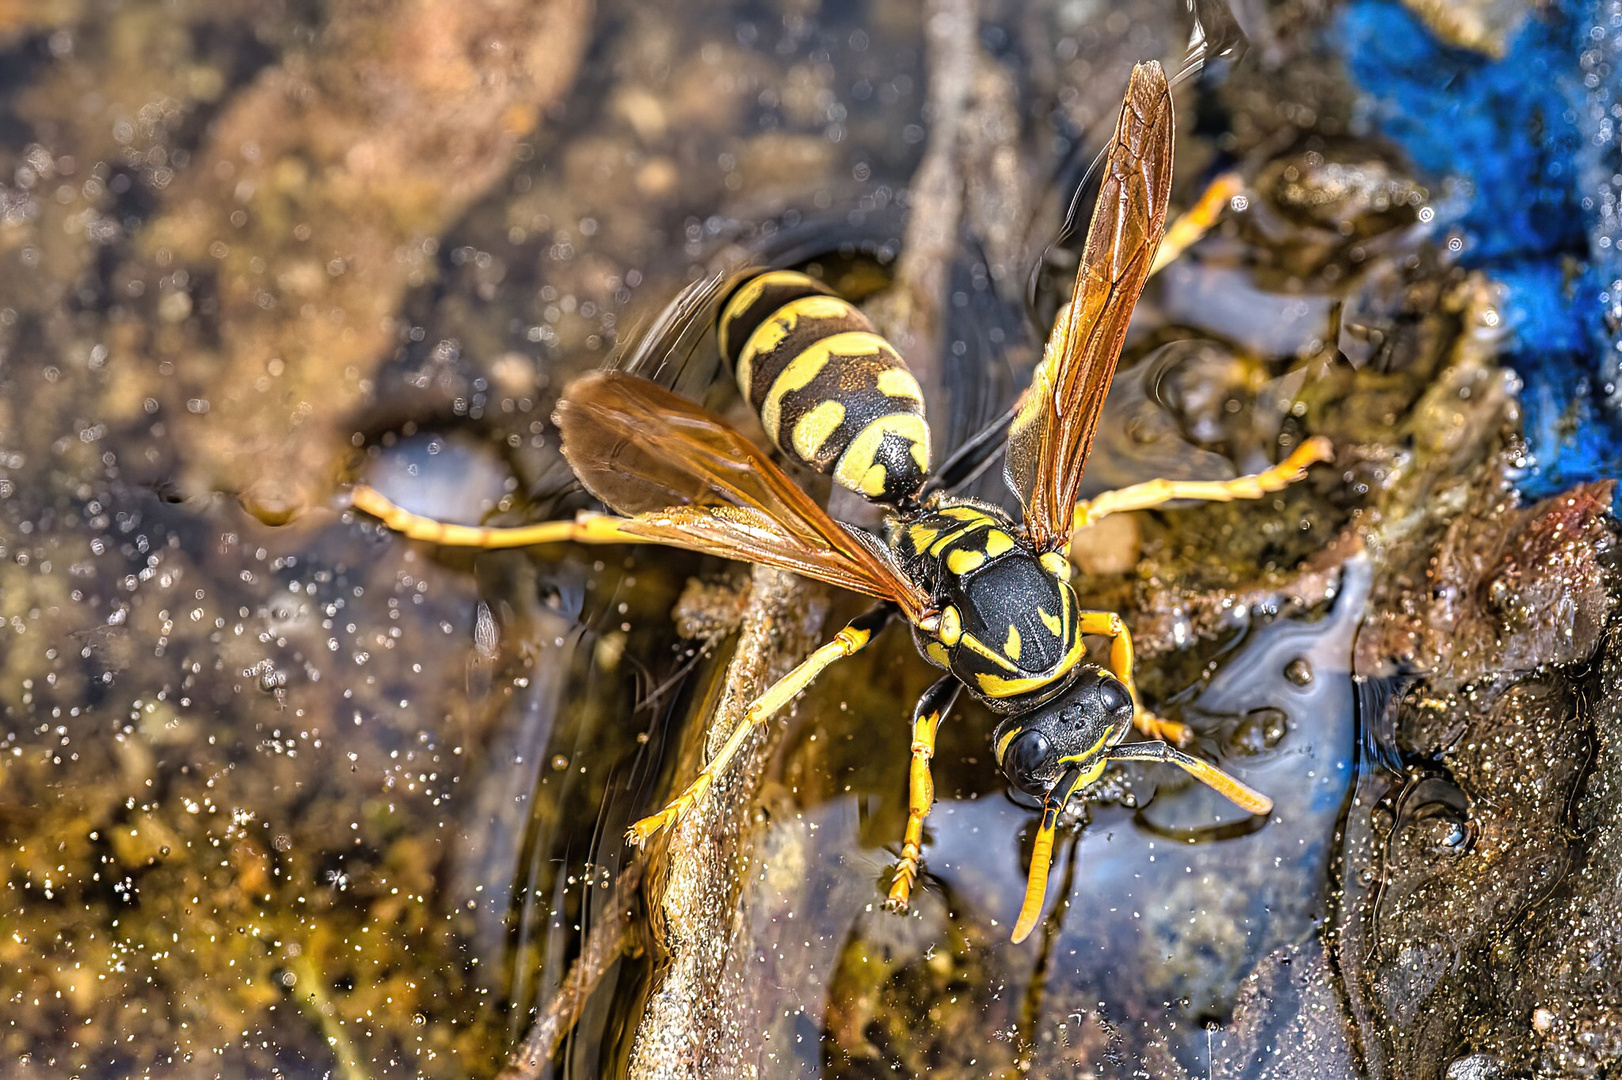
[959,632,1019,672]
[790,399,846,460]
[833,412,931,495]
[925,641,952,668]
[1039,550,1072,581]
[995,727,1020,764]
[945,547,986,576]
[1038,607,1062,637]
[760,331,887,443]
[1058,730,1114,768]
[937,605,962,646]
[875,366,924,402]
[972,634,1088,698]
[1004,624,1022,662]
[984,530,1015,558]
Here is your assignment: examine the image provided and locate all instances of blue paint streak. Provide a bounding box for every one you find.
[1336,0,1622,497]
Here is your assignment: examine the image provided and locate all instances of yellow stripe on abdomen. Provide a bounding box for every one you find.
[715,270,934,504]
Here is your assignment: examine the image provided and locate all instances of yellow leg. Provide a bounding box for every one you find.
[1074,611,1189,746]
[1072,436,1333,530]
[351,483,647,548]
[625,611,885,846]
[1149,171,1244,277]
[886,677,961,912]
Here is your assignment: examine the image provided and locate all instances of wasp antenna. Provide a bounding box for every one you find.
[1011,765,1082,944]
[1011,810,1058,944]
[1109,741,1273,816]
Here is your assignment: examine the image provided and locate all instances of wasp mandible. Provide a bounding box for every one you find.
[353,61,1333,942]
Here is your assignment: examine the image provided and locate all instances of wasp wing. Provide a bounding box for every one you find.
[555,372,929,619]
[1005,62,1175,550]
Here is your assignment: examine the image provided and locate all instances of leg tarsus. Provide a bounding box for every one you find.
[1133,710,1191,747]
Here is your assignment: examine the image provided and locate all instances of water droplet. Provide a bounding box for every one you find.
[1232,707,1289,754]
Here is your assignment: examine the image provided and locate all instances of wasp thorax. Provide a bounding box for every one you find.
[992,668,1135,796]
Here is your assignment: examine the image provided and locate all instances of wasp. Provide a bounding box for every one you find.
[353,62,1332,943]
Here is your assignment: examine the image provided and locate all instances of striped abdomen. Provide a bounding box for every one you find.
[716,270,931,505]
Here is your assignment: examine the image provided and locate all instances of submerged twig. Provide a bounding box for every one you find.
[865,0,979,363]
[626,566,828,1079]
[499,858,645,1080]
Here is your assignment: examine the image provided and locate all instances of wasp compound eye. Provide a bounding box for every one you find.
[1003,729,1053,794]
[1096,676,1133,717]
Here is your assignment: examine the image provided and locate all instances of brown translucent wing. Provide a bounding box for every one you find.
[1005,62,1175,550]
[555,372,929,619]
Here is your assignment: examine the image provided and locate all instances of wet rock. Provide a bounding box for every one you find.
[1359,482,1616,691]
[1335,477,1621,1078]
[1208,940,1360,1079]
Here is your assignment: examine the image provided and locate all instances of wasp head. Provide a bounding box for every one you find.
[994,665,1277,944]
[992,666,1135,799]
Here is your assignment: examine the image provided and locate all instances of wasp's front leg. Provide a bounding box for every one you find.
[885,676,961,912]
[1074,610,1190,746]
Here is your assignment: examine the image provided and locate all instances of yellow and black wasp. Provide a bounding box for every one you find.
[353,61,1332,943]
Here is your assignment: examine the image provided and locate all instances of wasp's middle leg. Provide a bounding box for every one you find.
[1071,436,1333,530]
[1075,610,1189,746]
[885,675,962,912]
[626,606,892,846]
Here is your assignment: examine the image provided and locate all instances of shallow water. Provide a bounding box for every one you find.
[2,1,1619,1078]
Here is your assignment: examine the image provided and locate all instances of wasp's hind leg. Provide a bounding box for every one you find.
[885,676,962,912]
[352,485,647,548]
[1070,437,1333,530]
[626,607,891,846]
[1074,611,1190,746]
